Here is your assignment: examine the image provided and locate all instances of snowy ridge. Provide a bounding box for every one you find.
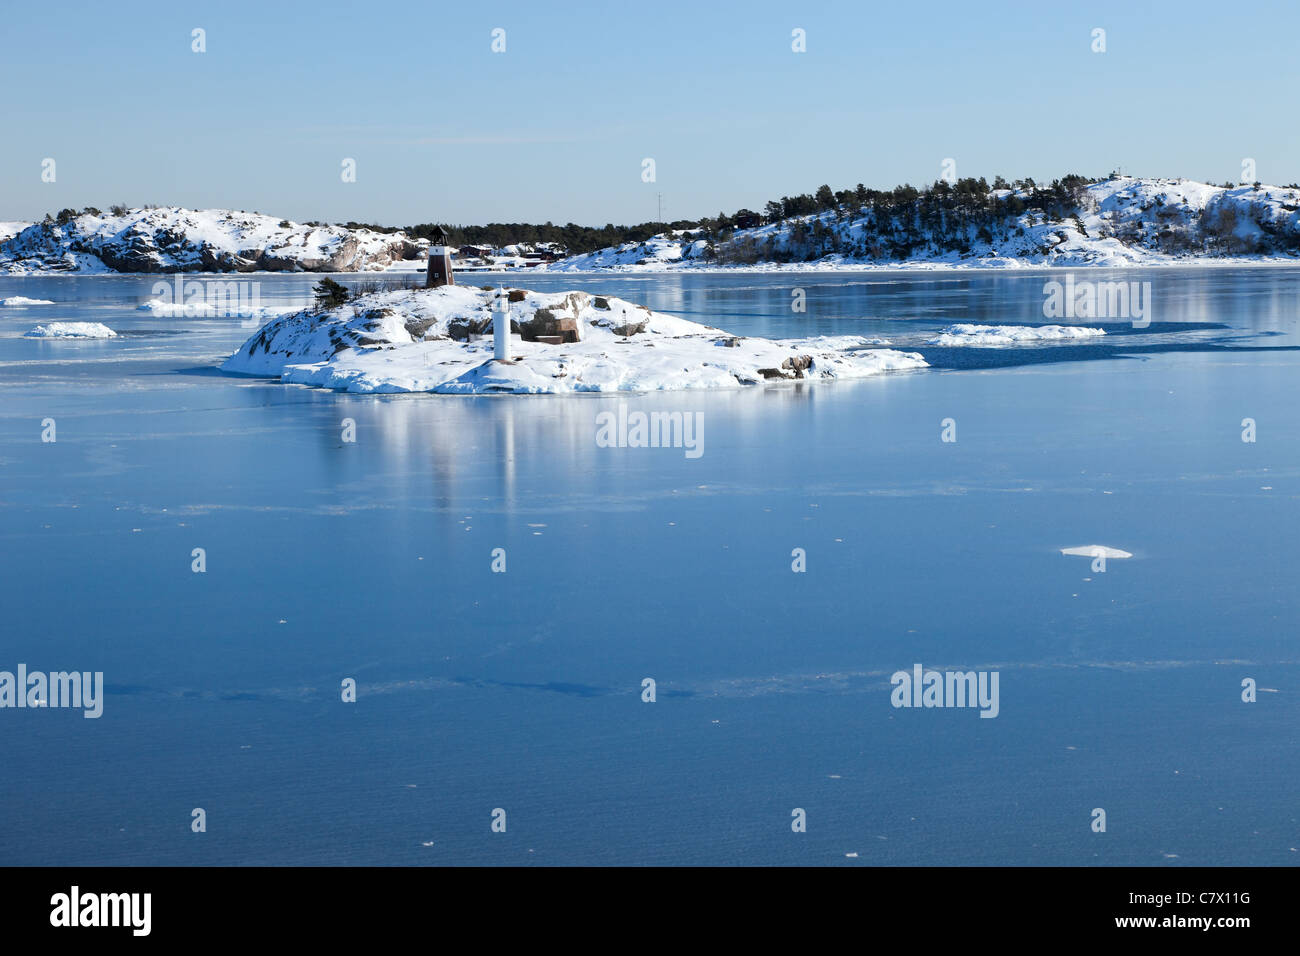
[548,177,1300,272]
[221,285,927,394]
[0,208,426,275]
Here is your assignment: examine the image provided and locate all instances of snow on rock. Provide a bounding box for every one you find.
[1,296,56,306]
[24,322,117,338]
[0,208,426,275]
[0,222,32,244]
[928,324,1106,346]
[548,232,708,271]
[222,285,927,394]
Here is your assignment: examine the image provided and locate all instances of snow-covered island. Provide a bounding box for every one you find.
[222,285,927,393]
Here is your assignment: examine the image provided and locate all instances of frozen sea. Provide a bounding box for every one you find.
[1,268,1298,865]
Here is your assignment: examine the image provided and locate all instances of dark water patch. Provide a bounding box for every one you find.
[173,365,250,378]
[920,341,1300,370]
[453,676,611,698]
[1119,342,1300,354]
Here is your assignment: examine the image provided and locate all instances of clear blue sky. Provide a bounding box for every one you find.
[3,0,1297,227]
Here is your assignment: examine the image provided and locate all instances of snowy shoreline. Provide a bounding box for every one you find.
[5,257,1300,281]
[535,256,1300,275]
[546,177,1300,273]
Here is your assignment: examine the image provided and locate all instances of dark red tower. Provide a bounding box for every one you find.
[425,225,455,288]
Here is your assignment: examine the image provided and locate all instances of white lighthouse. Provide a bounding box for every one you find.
[493,287,511,361]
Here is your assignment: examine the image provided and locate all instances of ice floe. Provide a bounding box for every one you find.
[137,298,288,319]
[24,321,117,338]
[929,324,1107,346]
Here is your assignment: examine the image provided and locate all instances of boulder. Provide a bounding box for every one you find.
[96,237,167,272]
[403,315,437,340]
[756,356,814,380]
[450,315,520,340]
[519,308,580,343]
[611,319,647,336]
[448,316,492,341]
[321,237,361,272]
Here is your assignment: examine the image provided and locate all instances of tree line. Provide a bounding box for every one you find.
[26,171,1300,261]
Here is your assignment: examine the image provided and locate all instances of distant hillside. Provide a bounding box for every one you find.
[10,176,1300,275]
[0,207,427,274]
[550,176,1300,271]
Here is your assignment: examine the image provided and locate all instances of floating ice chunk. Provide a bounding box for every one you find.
[1060,545,1132,559]
[137,298,292,319]
[139,298,213,316]
[24,321,117,338]
[929,324,1106,346]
